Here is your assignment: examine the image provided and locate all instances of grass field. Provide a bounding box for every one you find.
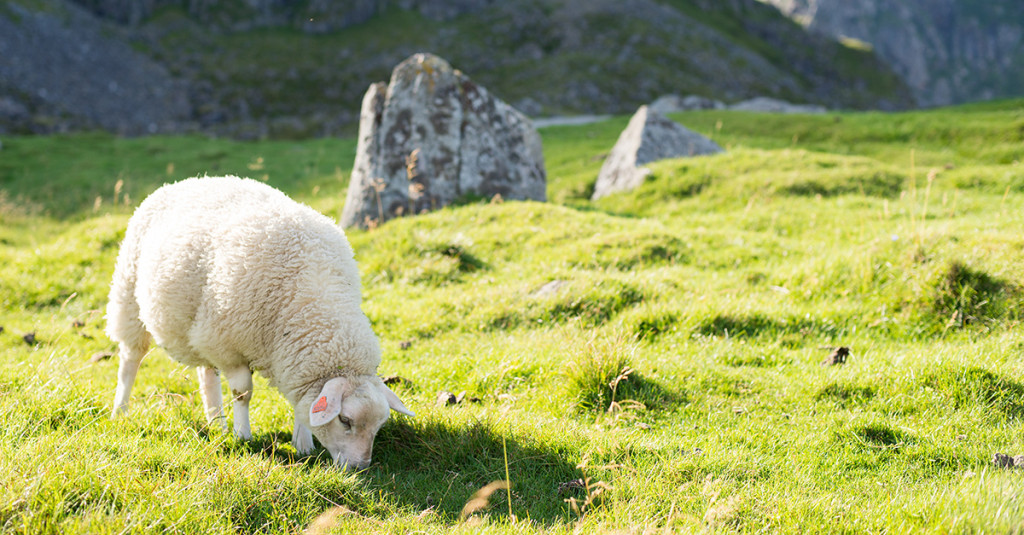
[1,100,1024,533]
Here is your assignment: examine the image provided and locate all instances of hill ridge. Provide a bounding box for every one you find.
[0,0,914,137]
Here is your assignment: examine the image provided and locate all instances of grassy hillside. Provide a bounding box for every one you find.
[1,100,1024,533]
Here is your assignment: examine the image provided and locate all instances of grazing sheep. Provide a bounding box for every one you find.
[106,175,413,469]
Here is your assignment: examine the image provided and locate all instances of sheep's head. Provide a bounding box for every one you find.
[300,375,414,470]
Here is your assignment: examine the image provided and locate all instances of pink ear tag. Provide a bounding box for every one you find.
[312,396,328,413]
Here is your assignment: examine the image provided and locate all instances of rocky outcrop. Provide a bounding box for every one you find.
[761,0,1024,106]
[67,0,499,30]
[0,0,191,135]
[730,97,827,114]
[2,0,917,137]
[650,95,827,114]
[340,53,546,228]
[592,106,722,200]
[649,94,726,114]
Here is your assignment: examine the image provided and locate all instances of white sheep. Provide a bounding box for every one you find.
[106,175,413,469]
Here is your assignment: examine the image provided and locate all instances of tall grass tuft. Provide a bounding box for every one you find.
[563,331,642,413]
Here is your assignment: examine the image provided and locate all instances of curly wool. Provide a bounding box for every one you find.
[106,175,381,404]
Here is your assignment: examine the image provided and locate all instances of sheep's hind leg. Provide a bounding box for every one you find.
[110,333,152,418]
[224,367,253,440]
[292,413,314,454]
[197,366,226,429]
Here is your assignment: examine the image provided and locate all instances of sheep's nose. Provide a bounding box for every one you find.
[338,457,371,471]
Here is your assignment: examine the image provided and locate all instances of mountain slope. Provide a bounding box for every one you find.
[0,0,914,137]
[760,0,1024,106]
[0,0,190,135]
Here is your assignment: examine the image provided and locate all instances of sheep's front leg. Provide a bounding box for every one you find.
[292,412,314,454]
[224,367,253,440]
[197,366,226,428]
[112,338,151,417]
[112,355,143,417]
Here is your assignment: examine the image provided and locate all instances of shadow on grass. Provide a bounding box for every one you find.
[232,418,581,526]
[692,312,846,348]
[921,366,1024,419]
[372,418,581,522]
[485,279,646,331]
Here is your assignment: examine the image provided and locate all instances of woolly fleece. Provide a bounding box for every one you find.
[106,175,381,405]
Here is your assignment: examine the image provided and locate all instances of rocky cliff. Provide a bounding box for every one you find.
[760,0,1024,107]
[0,0,915,136]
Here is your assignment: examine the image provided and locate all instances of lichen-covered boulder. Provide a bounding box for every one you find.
[340,53,546,228]
[591,105,723,200]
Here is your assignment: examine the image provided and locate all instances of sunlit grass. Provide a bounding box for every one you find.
[1,100,1023,533]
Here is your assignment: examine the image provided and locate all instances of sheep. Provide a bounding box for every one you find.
[106,175,413,469]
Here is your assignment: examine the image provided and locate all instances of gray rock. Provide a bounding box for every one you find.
[341,53,546,228]
[514,96,543,117]
[993,452,1024,469]
[729,97,827,113]
[89,351,115,363]
[591,106,722,200]
[532,279,569,297]
[0,97,31,123]
[436,390,458,407]
[649,94,726,113]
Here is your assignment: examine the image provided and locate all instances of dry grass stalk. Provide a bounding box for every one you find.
[303,505,356,535]
[461,480,510,519]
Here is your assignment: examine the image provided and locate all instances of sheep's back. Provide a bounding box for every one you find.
[126,176,362,371]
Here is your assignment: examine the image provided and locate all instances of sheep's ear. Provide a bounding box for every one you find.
[309,378,347,427]
[381,384,415,417]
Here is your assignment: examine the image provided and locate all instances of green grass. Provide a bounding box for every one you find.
[2,100,1024,533]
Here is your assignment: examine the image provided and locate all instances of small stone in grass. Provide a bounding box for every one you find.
[992,452,1024,468]
[436,390,480,407]
[22,332,36,345]
[436,391,458,407]
[454,391,481,404]
[532,279,568,298]
[90,351,115,363]
[822,346,850,366]
[382,375,411,386]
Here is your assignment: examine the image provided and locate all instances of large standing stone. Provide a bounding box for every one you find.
[340,53,546,228]
[591,105,722,200]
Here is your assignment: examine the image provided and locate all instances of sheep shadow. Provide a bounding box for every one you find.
[369,418,582,522]
[235,418,583,525]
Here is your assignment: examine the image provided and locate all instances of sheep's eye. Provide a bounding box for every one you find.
[338,416,353,429]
